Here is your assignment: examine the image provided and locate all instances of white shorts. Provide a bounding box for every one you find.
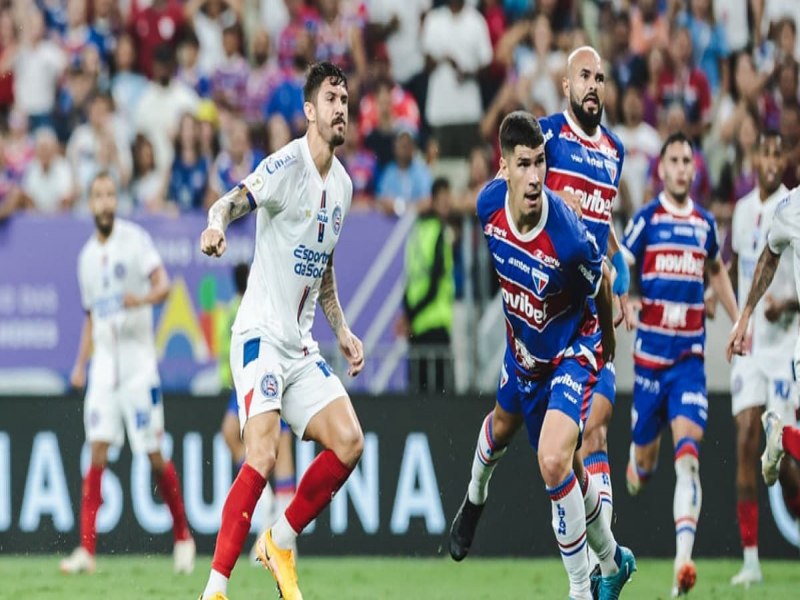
[84,379,165,454]
[230,333,347,438]
[730,355,798,421]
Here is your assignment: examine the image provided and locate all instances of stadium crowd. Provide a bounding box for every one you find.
[0,0,798,258]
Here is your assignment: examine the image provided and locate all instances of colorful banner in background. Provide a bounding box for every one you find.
[0,212,406,393]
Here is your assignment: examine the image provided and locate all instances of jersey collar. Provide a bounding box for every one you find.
[658,192,694,217]
[300,134,332,186]
[505,189,549,242]
[563,110,602,143]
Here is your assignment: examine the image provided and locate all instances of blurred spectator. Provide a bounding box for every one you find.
[773,17,799,66]
[779,102,800,188]
[421,0,492,158]
[130,133,163,211]
[338,115,377,207]
[755,0,800,57]
[176,29,212,97]
[90,0,123,66]
[61,0,103,61]
[717,107,759,205]
[630,0,670,56]
[130,0,185,78]
[717,51,777,149]
[266,38,312,136]
[0,8,17,116]
[315,0,367,85]
[452,143,492,216]
[21,128,76,213]
[211,24,249,113]
[259,0,290,48]
[111,32,149,133]
[775,58,800,108]
[608,11,646,92]
[10,7,67,130]
[167,113,209,212]
[377,129,432,216]
[715,0,749,54]
[0,135,22,221]
[366,0,432,117]
[265,112,291,154]
[657,27,712,142]
[184,0,241,75]
[277,0,320,71]
[479,0,507,110]
[398,176,454,394]
[359,77,420,139]
[135,44,200,175]
[363,79,398,170]
[67,92,133,203]
[4,110,35,181]
[243,29,281,124]
[196,99,221,162]
[676,0,730,95]
[614,86,662,220]
[641,46,666,127]
[207,117,262,205]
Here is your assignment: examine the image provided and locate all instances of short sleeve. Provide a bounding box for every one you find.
[622,208,648,263]
[138,229,163,278]
[572,219,604,298]
[705,214,720,261]
[77,254,91,312]
[239,147,297,213]
[768,197,793,255]
[730,202,744,254]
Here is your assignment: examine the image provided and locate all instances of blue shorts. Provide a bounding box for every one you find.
[226,389,290,432]
[497,347,597,451]
[632,356,708,446]
[594,362,616,405]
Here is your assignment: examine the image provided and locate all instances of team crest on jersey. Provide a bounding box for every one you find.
[694,226,707,248]
[114,263,126,279]
[332,205,342,235]
[603,159,617,182]
[260,373,279,399]
[531,267,549,296]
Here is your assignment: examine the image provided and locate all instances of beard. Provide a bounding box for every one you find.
[571,95,603,131]
[329,119,346,147]
[95,214,114,237]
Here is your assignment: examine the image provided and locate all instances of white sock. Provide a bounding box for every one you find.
[467,413,509,505]
[743,545,759,568]
[674,439,702,566]
[581,471,619,576]
[202,569,228,599]
[271,514,298,550]
[549,472,591,600]
[584,452,614,570]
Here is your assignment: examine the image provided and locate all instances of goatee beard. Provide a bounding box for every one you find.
[571,98,603,131]
[96,217,114,238]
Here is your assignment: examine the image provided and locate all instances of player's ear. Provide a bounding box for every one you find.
[657,159,665,183]
[499,155,509,180]
[303,100,316,124]
[562,75,569,98]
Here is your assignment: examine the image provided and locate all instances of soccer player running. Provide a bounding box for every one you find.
[61,172,195,575]
[450,111,636,600]
[622,133,738,597]
[728,183,800,534]
[726,131,800,587]
[198,62,364,600]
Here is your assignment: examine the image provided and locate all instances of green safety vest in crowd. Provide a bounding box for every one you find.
[404,216,454,336]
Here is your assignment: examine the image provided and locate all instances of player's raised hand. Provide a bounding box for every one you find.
[726,315,750,362]
[555,189,583,217]
[69,363,86,390]
[338,327,365,377]
[200,227,227,257]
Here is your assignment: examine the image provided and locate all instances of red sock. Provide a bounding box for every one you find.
[80,465,104,555]
[736,500,758,548]
[783,426,800,461]
[285,449,352,534]
[156,461,191,542]
[211,463,266,577]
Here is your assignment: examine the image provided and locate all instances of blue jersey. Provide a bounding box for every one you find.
[477,179,604,379]
[539,112,625,254]
[623,194,720,369]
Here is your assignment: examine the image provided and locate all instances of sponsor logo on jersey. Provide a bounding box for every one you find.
[332,205,342,235]
[501,287,548,326]
[531,267,549,295]
[543,127,554,143]
[484,223,507,239]
[260,373,279,399]
[249,173,265,191]
[586,155,604,169]
[694,226,707,248]
[674,225,694,237]
[578,264,596,287]
[680,391,708,409]
[508,256,530,274]
[570,153,583,164]
[562,185,613,220]
[654,251,704,277]
[492,252,505,264]
[264,152,298,175]
[551,372,583,395]
[604,159,617,182]
[317,210,328,224]
[533,248,561,268]
[293,245,331,278]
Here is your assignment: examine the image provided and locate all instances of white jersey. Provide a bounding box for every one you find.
[233,136,353,356]
[767,186,800,362]
[77,219,162,389]
[732,184,797,362]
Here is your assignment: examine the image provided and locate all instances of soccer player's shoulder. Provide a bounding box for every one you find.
[476,178,507,224]
[538,112,563,146]
[775,186,800,221]
[601,123,625,156]
[256,138,303,181]
[546,188,593,257]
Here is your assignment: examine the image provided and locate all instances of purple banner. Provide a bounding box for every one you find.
[0,211,407,393]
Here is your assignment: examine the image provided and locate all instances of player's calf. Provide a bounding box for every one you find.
[626,443,655,496]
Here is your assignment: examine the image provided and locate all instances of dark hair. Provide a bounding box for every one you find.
[431,176,450,199]
[759,128,783,147]
[498,110,544,156]
[303,61,348,104]
[233,263,249,296]
[89,170,115,195]
[659,132,693,158]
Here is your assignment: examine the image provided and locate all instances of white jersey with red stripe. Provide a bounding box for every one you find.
[233,135,353,357]
[539,111,625,254]
[768,187,800,363]
[732,184,797,364]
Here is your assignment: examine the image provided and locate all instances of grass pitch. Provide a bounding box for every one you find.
[2,555,797,599]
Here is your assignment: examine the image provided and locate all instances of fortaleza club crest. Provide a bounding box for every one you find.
[260,373,279,399]
[332,205,342,235]
[531,267,549,296]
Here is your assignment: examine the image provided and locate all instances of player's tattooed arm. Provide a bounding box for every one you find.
[319,254,346,335]
[207,185,251,232]
[743,247,781,315]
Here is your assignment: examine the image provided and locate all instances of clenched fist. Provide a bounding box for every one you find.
[201,227,227,257]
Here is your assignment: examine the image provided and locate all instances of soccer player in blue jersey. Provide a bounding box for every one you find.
[622,133,738,597]
[449,111,636,600]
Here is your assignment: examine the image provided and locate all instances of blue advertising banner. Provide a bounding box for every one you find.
[0,211,407,393]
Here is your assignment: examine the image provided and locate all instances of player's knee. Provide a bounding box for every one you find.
[491,412,520,446]
[539,451,572,488]
[245,441,278,478]
[334,426,364,468]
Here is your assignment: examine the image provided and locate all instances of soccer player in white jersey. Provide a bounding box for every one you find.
[197,62,364,600]
[60,172,195,575]
[727,131,800,587]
